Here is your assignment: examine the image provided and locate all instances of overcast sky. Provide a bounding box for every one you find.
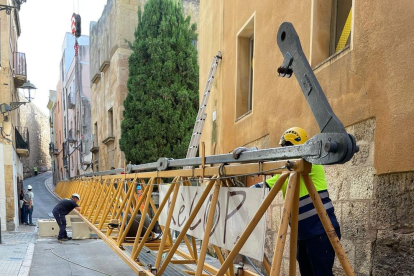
[18,0,108,115]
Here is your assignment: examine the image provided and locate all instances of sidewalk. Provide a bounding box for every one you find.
[0,226,36,276]
[0,176,136,276]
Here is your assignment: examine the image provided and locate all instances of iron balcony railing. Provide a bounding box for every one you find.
[15,127,29,152]
[68,129,74,139]
[49,142,59,155]
[13,52,27,77]
[68,128,77,143]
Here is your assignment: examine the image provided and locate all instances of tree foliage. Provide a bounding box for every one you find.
[120,0,199,164]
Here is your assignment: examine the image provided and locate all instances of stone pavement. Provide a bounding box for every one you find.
[0,227,36,276]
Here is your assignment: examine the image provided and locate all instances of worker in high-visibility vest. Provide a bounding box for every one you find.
[233,127,340,276]
[33,166,38,176]
[136,185,145,212]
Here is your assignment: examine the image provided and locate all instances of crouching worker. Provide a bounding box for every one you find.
[234,127,340,276]
[52,193,81,241]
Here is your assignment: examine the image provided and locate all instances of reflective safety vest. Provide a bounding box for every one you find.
[266,164,339,240]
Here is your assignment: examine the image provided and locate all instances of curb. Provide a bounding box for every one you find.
[44,177,61,200]
[17,243,35,276]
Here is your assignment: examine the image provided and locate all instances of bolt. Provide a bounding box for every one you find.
[324,141,338,153]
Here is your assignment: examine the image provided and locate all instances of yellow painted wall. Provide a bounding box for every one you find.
[199,0,414,174]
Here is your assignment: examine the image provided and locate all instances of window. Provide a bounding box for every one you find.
[94,122,98,144]
[330,0,352,54]
[236,14,255,119]
[108,108,114,137]
[63,89,66,110]
[310,0,353,67]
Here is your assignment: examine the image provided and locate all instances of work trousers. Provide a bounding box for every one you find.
[27,206,34,224]
[297,227,341,276]
[22,205,28,224]
[52,210,67,239]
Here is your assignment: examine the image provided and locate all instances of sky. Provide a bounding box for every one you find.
[18,0,108,115]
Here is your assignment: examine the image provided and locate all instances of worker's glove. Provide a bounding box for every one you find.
[232,147,258,159]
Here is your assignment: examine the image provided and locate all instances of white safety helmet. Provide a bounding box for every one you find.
[27,185,33,190]
[72,193,81,201]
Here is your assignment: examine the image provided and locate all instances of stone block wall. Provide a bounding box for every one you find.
[260,118,414,275]
[90,0,199,171]
[19,100,51,178]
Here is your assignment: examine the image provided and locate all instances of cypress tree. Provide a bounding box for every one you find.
[120,0,199,164]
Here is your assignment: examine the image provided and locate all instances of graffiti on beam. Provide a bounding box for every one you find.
[159,186,268,261]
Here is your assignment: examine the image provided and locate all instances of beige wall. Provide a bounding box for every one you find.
[0,0,27,230]
[199,0,414,275]
[199,0,414,175]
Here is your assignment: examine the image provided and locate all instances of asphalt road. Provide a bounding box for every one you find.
[23,172,136,276]
[22,171,58,219]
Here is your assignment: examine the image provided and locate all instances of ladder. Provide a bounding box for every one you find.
[186,51,222,159]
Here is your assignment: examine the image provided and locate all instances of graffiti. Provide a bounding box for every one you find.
[159,186,267,261]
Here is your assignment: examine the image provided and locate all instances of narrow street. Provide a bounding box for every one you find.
[23,172,58,220]
[18,173,136,276]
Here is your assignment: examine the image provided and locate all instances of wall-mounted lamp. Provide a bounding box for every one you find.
[0,0,27,14]
[0,103,12,121]
[1,80,37,122]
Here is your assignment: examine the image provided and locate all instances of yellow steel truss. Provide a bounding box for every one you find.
[56,160,355,276]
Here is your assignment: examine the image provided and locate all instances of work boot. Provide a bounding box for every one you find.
[29,223,36,226]
[58,238,68,241]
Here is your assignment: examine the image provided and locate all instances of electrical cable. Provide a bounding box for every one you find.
[49,244,114,276]
[245,256,265,276]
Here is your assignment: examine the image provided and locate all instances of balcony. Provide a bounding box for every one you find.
[49,142,59,156]
[68,91,75,109]
[68,129,77,144]
[91,73,101,84]
[15,127,29,157]
[102,136,115,145]
[63,142,68,168]
[90,134,99,153]
[13,52,27,88]
[99,60,110,72]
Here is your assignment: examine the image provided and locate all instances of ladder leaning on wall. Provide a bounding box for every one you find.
[186,52,222,161]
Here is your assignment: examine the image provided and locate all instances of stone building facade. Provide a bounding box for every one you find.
[53,33,92,180]
[0,0,30,231]
[19,95,51,178]
[199,0,414,275]
[90,0,200,171]
[47,90,58,185]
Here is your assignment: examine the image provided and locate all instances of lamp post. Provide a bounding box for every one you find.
[0,0,27,14]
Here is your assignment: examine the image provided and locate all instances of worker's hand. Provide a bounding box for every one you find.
[28,206,31,210]
[232,147,258,159]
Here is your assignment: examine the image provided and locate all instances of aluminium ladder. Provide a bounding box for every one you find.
[185,51,222,161]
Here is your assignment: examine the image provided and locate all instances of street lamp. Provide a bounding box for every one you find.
[0,80,37,121]
[0,0,27,14]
